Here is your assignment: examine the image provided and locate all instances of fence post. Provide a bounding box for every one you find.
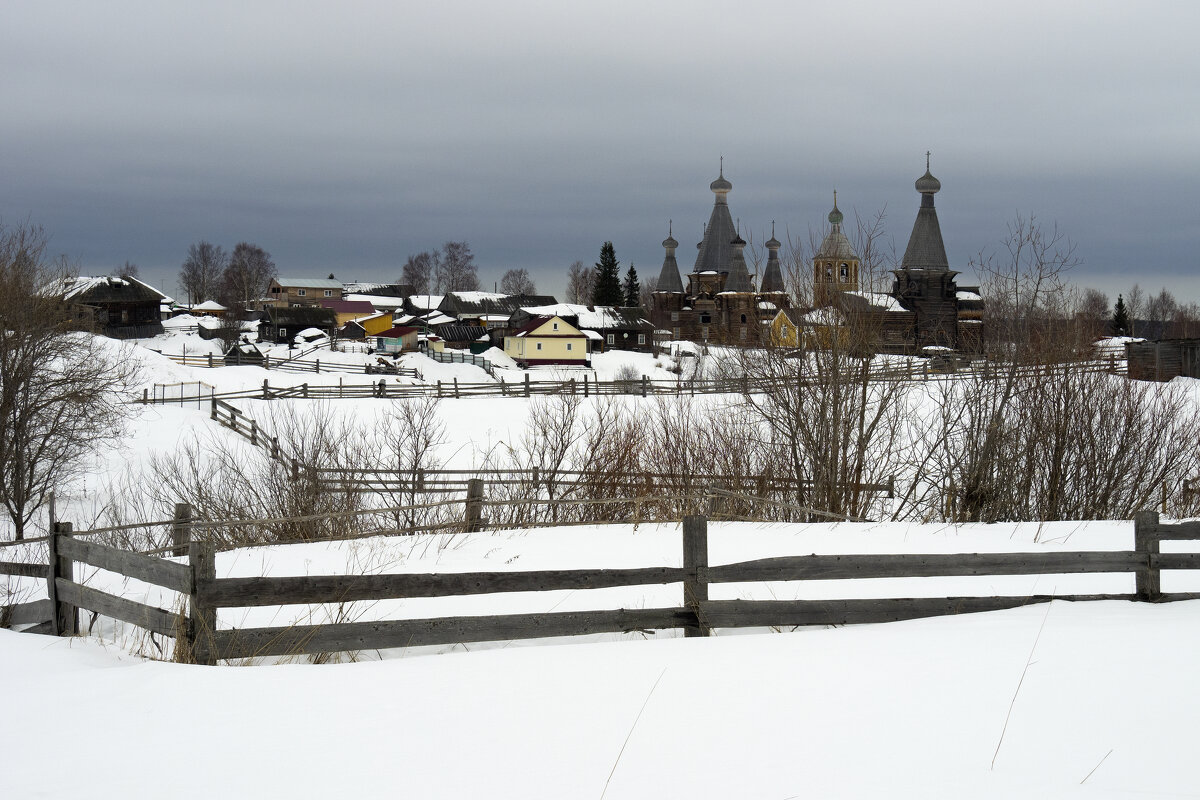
[379,379,386,398]
[302,383,309,398]
[171,503,193,558]
[454,377,459,398]
[501,376,506,397]
[47,522,78,636]
[250,419,257,446]
[465,478,484,532]
[1134,511,1161,602]
[584,374,589,397]
[524,373,530,397]
[437,380,442,398]
[641,375,648,397]
[682,515,710,637]
[262,379,269,400]
[210,397,217,420]
[188,540,217,665]
[315,358,321,374]
[271,436,279,460]
[1162,481,1169,514]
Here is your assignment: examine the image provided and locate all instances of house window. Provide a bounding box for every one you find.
[553,322,559,331]
[637,333,645,345]
[825,266,832,279]
[672,327,680,339]
[739,328,747,340]
[120,310,129,323]
[324,289,333,297]
[671,311,679,322]
[536,342,542,351]
[270,286,280,294]
[701,326,709,340]
[298,289,306,297]
[740,314,747,324]
[566,342,572,351]
[606,334,615,345]
[700,313,711,324]
[840,264,849,279]
[280,328,287,338]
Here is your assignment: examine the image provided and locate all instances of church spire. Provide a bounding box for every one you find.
[902,153,949,270]
[760,220,785,293]
[656,220,685,293]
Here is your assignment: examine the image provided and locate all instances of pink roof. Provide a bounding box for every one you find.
[377,326,418,338]
[320,300,375,314]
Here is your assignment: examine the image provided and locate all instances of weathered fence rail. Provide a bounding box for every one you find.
[138,356,1127,405]
[12,508,1195,664]
[155,351,419,378]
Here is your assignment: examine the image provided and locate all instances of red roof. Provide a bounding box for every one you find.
[377,326,418,338]
[320,300,375,314]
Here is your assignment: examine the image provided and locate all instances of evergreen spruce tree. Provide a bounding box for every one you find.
[591,241,623,306]
[622,262,640,307]
[1112,293,1130,336]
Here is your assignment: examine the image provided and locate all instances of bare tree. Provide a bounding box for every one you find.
[499,268,536,295]
[1075,286,1110,341]
[111,260,139,279]
[401,251,438,295]
[1125,283,1144,337]
[438,241,480,292]
[180,241,228,305]
[638,275,658,312]
[1146,287,1177,332]
[219,242,277,310]
[0,224,141,540]
[566,260,593,304]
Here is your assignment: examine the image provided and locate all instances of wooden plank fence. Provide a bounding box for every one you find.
[138,356,1128,406]
[9,508,1196,664]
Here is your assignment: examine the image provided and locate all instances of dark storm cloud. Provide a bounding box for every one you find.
[2,1,1197,302]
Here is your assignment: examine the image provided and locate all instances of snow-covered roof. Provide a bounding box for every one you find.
[846,291,905,312]
[53,275,169,303]
[407,295,444,311]
[446,291,507,303]
[582,330,604,340]
[518,304,650,330]
[192,300,227,312]
[758,301,777,310]
[956,290,982,301]
[344,293,407,309]
[423,312,457,326]
[294,327,328,340]
[276,277,343,289]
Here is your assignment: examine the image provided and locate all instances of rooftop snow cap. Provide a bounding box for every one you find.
[901,154,950,271]
[656,221,685,293]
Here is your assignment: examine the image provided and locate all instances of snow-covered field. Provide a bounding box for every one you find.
[4,332,1199,798]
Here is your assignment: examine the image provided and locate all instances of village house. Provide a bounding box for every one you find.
[508,304,654,352]
[374,325,419,355]
[258,306,338,344]
[503,315,590,366]
[56,275,168,339]
[339,311,394,340]
[265,277,344,308]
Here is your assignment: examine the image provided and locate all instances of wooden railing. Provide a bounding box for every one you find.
[7,508,1195,664]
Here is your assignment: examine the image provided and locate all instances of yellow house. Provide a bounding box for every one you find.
[769,309,801,347]
[356,312,394,337]
[504,315,590,366]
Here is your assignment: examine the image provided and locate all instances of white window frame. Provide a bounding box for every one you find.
[279,327,287,338]
[637,333,645,345]
[324,289,333,297]
[552,321,559,331]
[536,342,543,351]
[566,342,572,351]
[297,289,306,297]
[606,334,615,345]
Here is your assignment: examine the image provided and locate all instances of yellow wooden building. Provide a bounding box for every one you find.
[503,315,590,366]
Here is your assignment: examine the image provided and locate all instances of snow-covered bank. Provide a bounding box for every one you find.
[3,598,1198,799]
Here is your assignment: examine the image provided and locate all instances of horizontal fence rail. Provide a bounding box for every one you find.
[137,356,1127,405]
[17,507,1193,665]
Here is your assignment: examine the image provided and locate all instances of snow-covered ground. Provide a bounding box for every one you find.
[3,547,1198,798]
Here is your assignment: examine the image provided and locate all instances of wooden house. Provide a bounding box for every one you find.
[503,315,589,366]
[58,275,167,339]
[375,326,419,355]
[259,306,338,344]
[509,304,653,352]
[266,277,344,308]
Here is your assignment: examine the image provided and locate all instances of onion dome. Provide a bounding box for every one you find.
[710,156,732,195]
[915,151,941,194]
[828,190,844,225]
[765,220,780,250]
[656,220,685,293]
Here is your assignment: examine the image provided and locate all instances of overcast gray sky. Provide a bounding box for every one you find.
[3,1,1197,304]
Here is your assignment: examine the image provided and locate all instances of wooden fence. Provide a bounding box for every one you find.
[137,356,1128,406]
[156,351,420,377]
[5,508,1195,663]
